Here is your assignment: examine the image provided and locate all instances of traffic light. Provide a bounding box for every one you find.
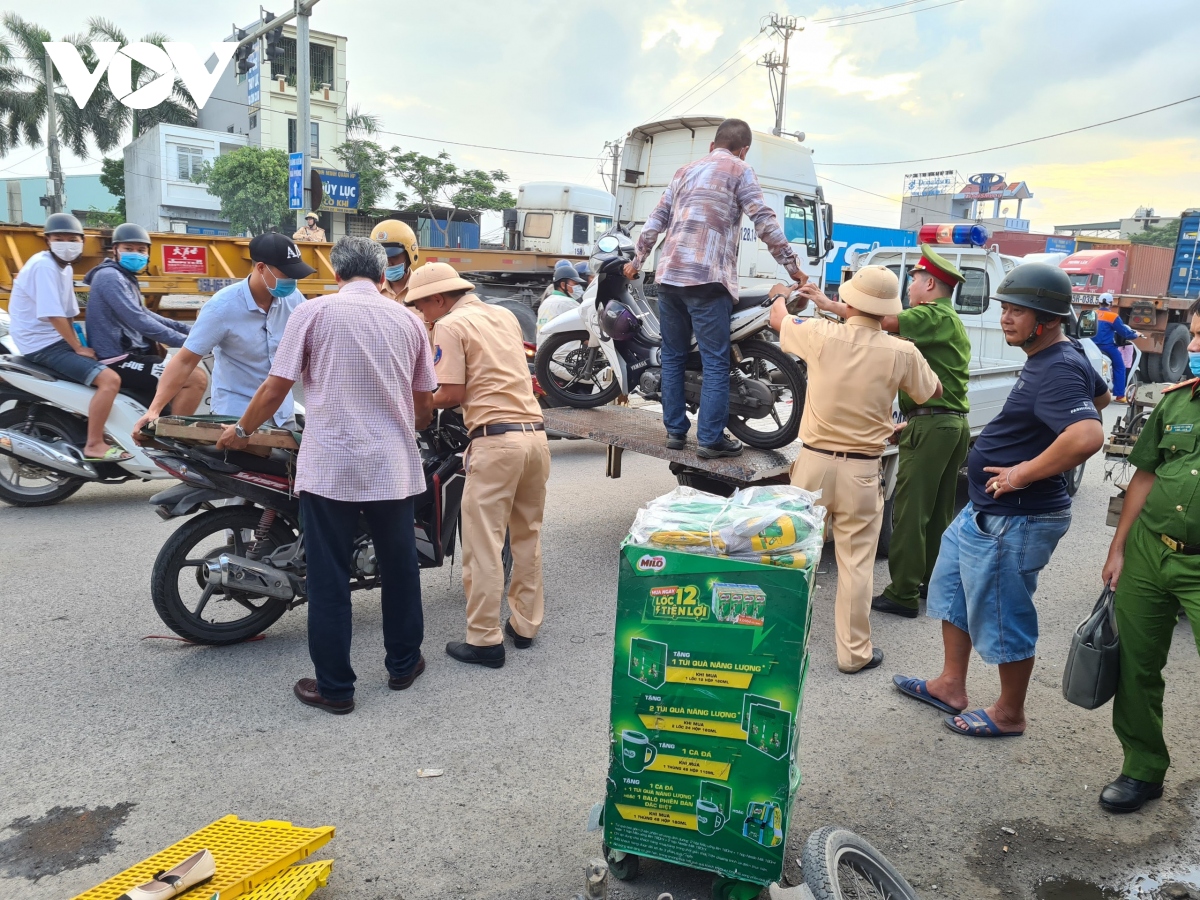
[263,13,285,62]
[234,29,254,75]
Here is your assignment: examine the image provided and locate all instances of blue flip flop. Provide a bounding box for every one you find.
[892,674,964,716]
[943,709,1024,738]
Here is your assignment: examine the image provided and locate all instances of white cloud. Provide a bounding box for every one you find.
[788,22,917,101]
[641,3,723,53]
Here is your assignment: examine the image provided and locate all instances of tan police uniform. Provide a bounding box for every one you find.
[779,267,940,672]
[292,223,326,242]
[433,293,551,646]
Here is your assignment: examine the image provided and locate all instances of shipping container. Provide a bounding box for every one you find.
[825,222,915,284]
[1125,243,1172,296]
[1169,208,1200,299]
[986,231,1073,258]
[418,217,481,249]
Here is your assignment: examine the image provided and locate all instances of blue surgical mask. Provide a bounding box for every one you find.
[263,267,297,298]
[1189,351,1200,378]
[118,252,148,273]
[385,262,407,282]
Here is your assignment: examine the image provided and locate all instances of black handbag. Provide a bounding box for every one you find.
[1062,588,1120,709]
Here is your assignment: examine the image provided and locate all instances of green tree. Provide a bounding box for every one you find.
[332,138,390,215]
[1130,218,1180,248]
[98,156,125,218]
[195,146,291,236]
[389,149,515,246]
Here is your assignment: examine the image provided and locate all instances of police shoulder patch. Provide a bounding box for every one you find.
[433,345,442,363]
[1162,377,1200,394]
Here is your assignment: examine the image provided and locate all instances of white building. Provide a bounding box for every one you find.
[124,123,248,234]
[198,25,351,239]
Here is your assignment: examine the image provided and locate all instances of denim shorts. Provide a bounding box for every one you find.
[25,339,105,386]
[926,501,1072,664]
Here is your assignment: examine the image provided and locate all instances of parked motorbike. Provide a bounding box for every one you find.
[534,228,806,449]
[144,408,509,645]
[0,311,210,507]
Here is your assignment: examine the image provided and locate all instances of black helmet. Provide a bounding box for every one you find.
[599,299,640,340]
[112,222,150,245]
[992,263,1073,318]
[43,212,84,236]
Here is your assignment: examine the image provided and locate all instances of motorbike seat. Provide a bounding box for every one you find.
[0,355,64,382]
[732,283,775,314]
[191,444,294,479]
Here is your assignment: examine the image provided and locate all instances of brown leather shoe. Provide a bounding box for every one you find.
[388,655,426,690]
[293,678,354,714]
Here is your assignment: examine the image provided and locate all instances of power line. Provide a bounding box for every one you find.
[817,172,963,221]
[821,0,967,27]
[682,58,763,116]
[812,1,930,23]
[647,29,773,122]
[820,92,1200,167]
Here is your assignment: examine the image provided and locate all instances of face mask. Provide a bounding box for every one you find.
[1189,351,1200,378]
[262,266,296,298]
[385,262,407,282]
[118,252,148,273]
[571,284,584,300]
[49,241,82,262]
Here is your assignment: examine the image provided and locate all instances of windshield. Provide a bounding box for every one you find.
[784,195,819,259]
[1068,273,1090,287]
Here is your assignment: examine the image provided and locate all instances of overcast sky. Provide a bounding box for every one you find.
[6,0,1199,234]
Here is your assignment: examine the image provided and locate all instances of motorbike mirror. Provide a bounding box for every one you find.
[596,235,620,253]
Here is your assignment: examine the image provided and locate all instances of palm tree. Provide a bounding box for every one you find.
[346,104,380,138]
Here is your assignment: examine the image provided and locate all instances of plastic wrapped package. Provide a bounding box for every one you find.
[628,485,826,569]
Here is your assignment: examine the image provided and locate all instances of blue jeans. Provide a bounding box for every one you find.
[926,501,1072,664]
[300,492,424,701]
[657,283,732,446]
[24,339,105,386]
[1096,342,1127,397]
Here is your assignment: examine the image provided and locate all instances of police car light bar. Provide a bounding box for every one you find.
[917,224,990,247]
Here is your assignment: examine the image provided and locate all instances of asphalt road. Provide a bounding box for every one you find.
[2,417,1200,900]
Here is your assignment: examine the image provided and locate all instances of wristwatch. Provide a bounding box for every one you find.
[234,423,250,439]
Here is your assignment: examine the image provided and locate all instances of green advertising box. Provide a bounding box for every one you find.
[604,542,814,886]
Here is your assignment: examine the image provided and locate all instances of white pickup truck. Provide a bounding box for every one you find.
[844,243,1112,554]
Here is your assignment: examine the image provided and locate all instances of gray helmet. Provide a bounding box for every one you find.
[43,212,85,236]
[552,260,583,284]
[991,263,1073,318]
[112,222,151,245]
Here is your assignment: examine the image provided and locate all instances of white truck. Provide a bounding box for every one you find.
[616,116,833,291]
[505,182,617,257]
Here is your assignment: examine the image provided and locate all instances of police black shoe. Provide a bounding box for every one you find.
[697,436,743,458]
[505,619,533,649]
[666,433,687,451]
[842,648,883,674]
[1099,775,1163,813]
[872,594,919,619]
[446,641,505,668]
[919,584,928,601]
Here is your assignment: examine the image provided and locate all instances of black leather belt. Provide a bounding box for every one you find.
[1160,533,1200,555]
[908,407,967,419]
[468,422,545,440]
[804,445,881,461]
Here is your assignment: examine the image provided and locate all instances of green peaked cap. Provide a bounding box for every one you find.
[913,242,966,285]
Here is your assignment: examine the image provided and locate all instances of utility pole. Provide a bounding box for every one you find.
[42,50,65,214]
[295,0,313,229]
[602,140,621,198]
[758,13,803,138]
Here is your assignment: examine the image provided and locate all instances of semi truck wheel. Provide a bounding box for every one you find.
[1158,323,1189,384]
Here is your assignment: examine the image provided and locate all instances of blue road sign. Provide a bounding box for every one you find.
[247,50,260,106]
[313,167,360,211]
[288,152,304,210]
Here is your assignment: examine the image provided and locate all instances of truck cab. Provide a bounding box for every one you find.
[1060,248,1126,305]
[615,116,832,290]
[504,182,617,257]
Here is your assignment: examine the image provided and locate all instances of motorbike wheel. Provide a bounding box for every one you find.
[535,331,621,409]
[0,405,87,507]
[725,339,805,450]
[151,506,297,645]
[803,826,918,900]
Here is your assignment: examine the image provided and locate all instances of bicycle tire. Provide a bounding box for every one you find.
[802,826,918,900]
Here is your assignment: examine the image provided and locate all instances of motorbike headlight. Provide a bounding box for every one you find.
[596,235,620,254]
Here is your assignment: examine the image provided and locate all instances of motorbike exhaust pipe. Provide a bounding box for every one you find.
[0,429,98,479]
[207,554,297,601]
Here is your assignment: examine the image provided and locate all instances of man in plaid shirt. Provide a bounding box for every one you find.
[624,118,806,458]
[219,236,437,715]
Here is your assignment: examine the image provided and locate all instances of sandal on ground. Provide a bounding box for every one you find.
[892,675,964,715]
[943,708,1024,738]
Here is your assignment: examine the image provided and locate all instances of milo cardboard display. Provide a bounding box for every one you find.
[604,487,821,886]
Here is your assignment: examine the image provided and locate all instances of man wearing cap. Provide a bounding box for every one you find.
[133,233,315,436]
[293,213,326,243]
[536,260,584,347]
[769,267,943,673]
[407,262,551,670]
[370,219,420,302]
[807,245,972,619]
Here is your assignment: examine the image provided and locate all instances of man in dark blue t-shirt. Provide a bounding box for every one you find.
[894,264,1108,739]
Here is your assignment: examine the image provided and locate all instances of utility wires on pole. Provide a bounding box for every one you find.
[41,50,65,214]
[601,140,621,198]
[758,13,803,138]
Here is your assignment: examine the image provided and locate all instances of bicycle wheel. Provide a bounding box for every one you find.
[803,826,918,900]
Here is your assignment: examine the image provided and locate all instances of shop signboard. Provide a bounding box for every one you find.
[604,543,813,885]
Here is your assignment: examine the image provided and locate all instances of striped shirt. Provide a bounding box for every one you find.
[269,279,437,502]
[633,148,800,299]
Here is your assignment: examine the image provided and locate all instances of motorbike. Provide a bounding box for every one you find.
[0,310,212,507]
[534,228,806,450]
[143,408,509,645]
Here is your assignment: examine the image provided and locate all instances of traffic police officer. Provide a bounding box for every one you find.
[407,262,551,670]
[872,244,972,618]
[293,212,326,243]
[1100,299,1200,811]
[770,267,942,673]
[370,219,420,302]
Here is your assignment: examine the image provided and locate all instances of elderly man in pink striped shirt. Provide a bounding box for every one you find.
[218,236,437,715]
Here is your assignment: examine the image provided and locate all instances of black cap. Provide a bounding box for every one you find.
[249,233,316,278]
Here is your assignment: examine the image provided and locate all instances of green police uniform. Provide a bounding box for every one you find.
[880,247,972,609]
[1112,377,1200,783]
